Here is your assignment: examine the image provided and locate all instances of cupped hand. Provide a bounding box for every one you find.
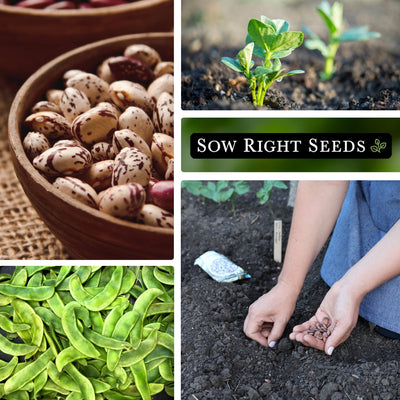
[243,280,298,347]
[289,280,362,355]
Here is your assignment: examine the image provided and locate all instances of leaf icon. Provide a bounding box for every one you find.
[380,142,387,150]
[370,145,379,153]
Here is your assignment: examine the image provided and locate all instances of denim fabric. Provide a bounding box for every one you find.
[320,181,400,334]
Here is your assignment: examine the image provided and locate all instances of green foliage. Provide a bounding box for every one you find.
[302,0,380,80]
[221,16,304,106]
[181,181,250,215]
[256,181,288,205]
[182,181,288,216]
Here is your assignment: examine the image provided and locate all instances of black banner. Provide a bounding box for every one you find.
[190,133,391,159]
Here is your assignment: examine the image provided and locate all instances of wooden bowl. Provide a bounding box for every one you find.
[8,33,174,260]
[0,0,173,80]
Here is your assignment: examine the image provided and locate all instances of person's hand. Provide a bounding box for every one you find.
[243,280,298,347]
[289,279,362,355]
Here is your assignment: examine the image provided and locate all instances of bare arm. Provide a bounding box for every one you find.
[244,180,349,346]
[278,180,350,295]
[290,218,400,355]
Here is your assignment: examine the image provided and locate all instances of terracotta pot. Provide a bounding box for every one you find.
[8,33,174,260]
[0,0,173,80]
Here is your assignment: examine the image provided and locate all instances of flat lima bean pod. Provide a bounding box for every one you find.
[0,266,174,400]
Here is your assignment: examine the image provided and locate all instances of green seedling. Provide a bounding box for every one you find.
[221,16,304,106]
[182,181,250,216]
[302,0,380,80]
[257,181,288,215]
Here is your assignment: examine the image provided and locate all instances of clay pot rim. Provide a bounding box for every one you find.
[0,0,170,16]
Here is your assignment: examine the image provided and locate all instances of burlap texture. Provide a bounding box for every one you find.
[0,80,69,260]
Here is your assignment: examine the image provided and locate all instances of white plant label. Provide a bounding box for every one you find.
[274,220,282,263]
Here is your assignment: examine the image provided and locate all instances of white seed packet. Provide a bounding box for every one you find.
[194,251,251,282]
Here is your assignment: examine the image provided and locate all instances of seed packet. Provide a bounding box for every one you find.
[194,251,251,282]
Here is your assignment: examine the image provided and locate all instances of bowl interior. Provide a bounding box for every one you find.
[8,33,174,260]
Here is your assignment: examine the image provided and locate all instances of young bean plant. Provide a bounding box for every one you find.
[302,0,380,80]
[221,16,304,106]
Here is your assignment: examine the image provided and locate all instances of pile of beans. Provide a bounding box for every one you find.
[0,266,174,400]
[23,43,174,230]
[1,0,137,9]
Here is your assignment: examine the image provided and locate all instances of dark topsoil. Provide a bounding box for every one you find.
[181,182,400,400]
[181,0,400,110]
[181,45,400,110]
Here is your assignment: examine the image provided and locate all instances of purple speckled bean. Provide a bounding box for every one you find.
[112,147,152,188]
[98,183,146,219]
[25,111,71,140]
[71,104,118,145]
[135,204,173,229]
[53,177,98,208]
[23,131,50,161]
[153,92,174,138]
[112,129,152,159]
[33,144,92,176]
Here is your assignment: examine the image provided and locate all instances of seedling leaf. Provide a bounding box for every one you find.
[273,19,290,34]
[279,69,305,78]
[304,38,330,57]
[221,57,244,73]
[246,34,267,58]
[260,16,277,32]
[237,42,254,72]
[271,49,294,59]
[317,5,337,35]
[269,31,304,52]
[181,181,204,196]
[247,19,276,51]
[330,1,343,32]
[232,181,250,195]
[338,26,381,42]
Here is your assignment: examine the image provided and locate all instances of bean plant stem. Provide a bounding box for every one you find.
[323,41,340,80]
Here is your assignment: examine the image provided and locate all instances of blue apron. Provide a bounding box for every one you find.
[320,181,400,334]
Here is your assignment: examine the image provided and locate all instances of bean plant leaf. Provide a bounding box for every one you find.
[304,38,330,57]
[257,181,288,205]
[246,35,266,59]
[338,26,381,42]
[237,42,254,72]
[271,49,294,59]
[247,19,276,51]
[317,2,337,35]
[279,70,305,78]
[273,19,290,34]
[301,25,320,40]
[221,57,244,73]
[330,1,343,32]
[232,181,250,195]
[269,31,304,52]
[181,181,204,196]
[260,16,278,32]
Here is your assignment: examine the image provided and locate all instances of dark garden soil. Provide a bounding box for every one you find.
[181,182,400,400]
[181,0,400,110]
[181,45,400,110]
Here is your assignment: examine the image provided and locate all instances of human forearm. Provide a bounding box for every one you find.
[278,181,350,294]
[339,218,400,301]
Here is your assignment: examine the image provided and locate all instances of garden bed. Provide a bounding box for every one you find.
[181,181,400,399]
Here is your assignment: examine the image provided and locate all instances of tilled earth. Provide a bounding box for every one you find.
[182,44,400,110]
[181,182,400,400]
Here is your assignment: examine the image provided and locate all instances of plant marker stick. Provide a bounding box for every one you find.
[274,220,282,263]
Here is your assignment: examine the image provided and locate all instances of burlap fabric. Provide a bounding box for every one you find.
[0,80,69,260]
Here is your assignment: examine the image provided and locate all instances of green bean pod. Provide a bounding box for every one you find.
[0,356,18,381]
[61,302,100,359]
[0,285,54,301]
[106,310,139,371]
[118,329,157,368]
[4,348,55,394]
[64,363,95,400]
